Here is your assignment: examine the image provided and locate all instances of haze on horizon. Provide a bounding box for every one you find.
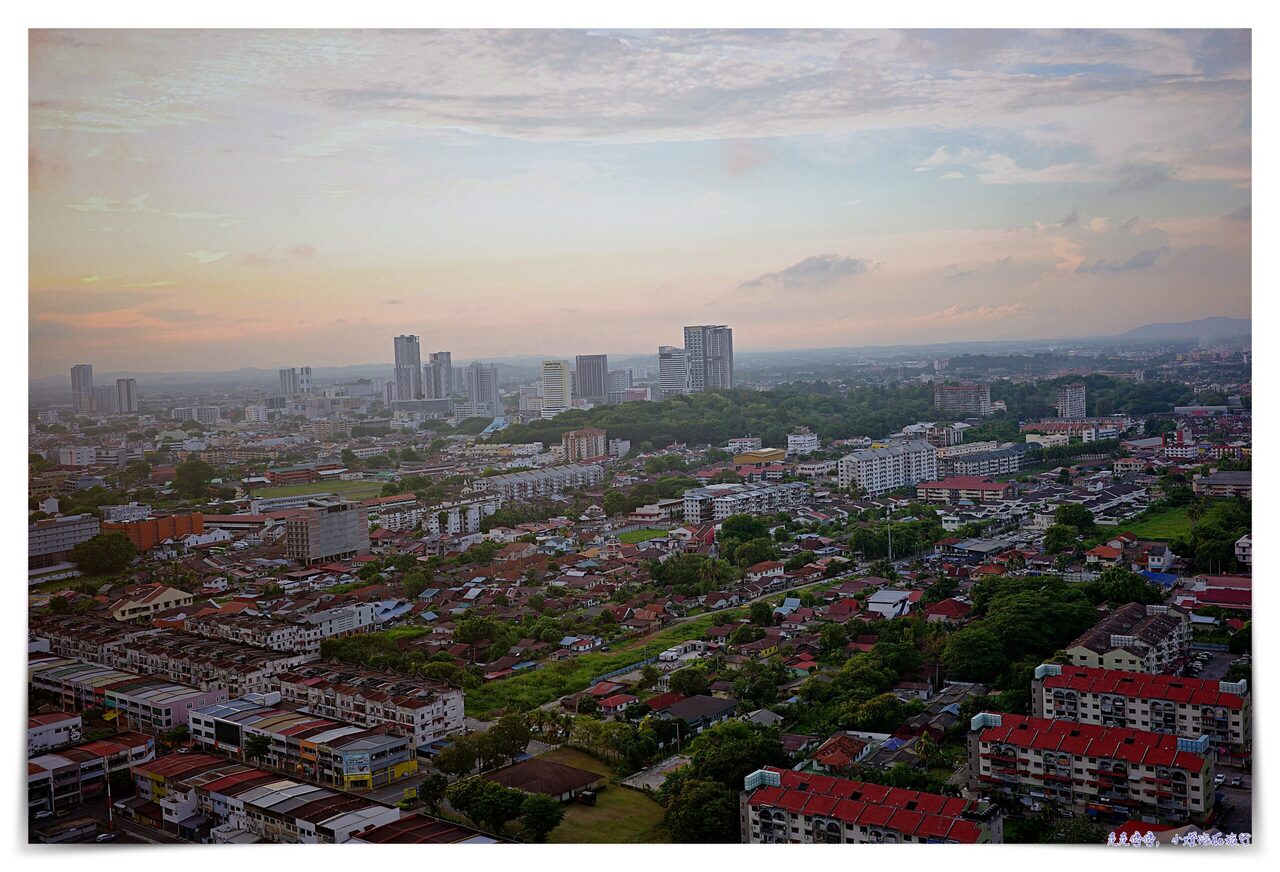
[29,29,1252,379]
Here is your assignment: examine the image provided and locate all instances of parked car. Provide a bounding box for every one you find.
[1230,777,1243,788]
[33,810,54,820]
[1214,774,1226,786]
[95,832,118,842]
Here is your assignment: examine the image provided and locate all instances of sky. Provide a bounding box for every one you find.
[29,29,1252,377]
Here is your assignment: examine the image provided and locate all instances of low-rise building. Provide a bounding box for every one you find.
[1064,603,1192,673]
[915,476,1013,504]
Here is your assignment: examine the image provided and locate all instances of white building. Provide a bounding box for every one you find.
[244,405,270,423]
[728,437,763,453]
[1058,382,1087,419]
[57,446,96,466]
[787,428,820,455]
[837,440,937,496]
[682,480,807,524]
[658,346,690,398]
[540,360,572,418]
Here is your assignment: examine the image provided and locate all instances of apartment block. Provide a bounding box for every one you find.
[915,476,1013,504]
[1065,603,1192,673]
[741,766,1001,844]
[1033,663,1250,756]
[837,440,937,496]
[934,383,992,417]
[102,512,205,551]
[681,480,808,524]
[967,712,1215,823]
[29,513,100,569]
[285,500,371,565]
[561,427,608,461]
[1058,382,1087,419]
[469,462,604,500]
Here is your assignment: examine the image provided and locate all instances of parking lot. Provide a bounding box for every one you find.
[1214,766,1253,835]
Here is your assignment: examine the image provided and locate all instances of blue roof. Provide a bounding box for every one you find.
[1140,571,1179,588]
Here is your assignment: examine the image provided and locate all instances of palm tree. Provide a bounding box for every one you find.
[1188,500,1206,530]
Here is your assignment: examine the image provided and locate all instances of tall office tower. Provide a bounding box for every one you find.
[466,362,500,418]
[115,378,139,414]
[607,368,633,404]
[70,364,94,411]
[1057,382,1087,419]
[683,325,734,392]
[452,366,467,394]
[658,346,690,398]
[540,360,572,417]
[426,351,453,399]
[299,366,314,394]
[92,384,118,414]
[393,334,424,401]
[574,354,609,404]
[279,367,301,395]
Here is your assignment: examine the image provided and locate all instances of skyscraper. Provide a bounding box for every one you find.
[574,354,609,405]
[1057,383,1087,419]
[92,384,118,414]
[683,325,734,392]
[299,366,314,394]
[607,368,633,404]
[279,367,301,395]
[115,378,139,414]
[70,364,94,411]
[540,360,572,418]
[393,334,424,401]
[466,362,499,418]
[426,351,453,399]
[658,346,690,398]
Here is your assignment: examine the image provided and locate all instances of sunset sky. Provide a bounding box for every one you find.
[29,29,1251,377]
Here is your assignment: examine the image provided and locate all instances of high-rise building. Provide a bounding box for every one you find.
[92,384,118,414]
[561,427,608,461]
[426,351,453,399]
[466,362,500,418]
[299,366,314,394]
[70,364,94,412]
[683,325,734,392]
[171,406,222,425]
[1057,382,1087,419]
[393,335,424,401]
[540,360,572,418]
[285,500,371,565]
[934,383,993,417]
[279,368,301,395]
[115,378,139,414]
[607,368,633,405]
[658,346,690,398]
[837,441,938,496]
[573,354,609,405]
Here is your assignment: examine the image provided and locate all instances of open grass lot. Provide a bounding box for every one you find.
[539,748,668,844]
[250,479,385,500]
[617,528,668,544]
[463,610,742,717]
[1124,507,1192,540]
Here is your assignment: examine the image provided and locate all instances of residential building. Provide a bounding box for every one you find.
[285,500,371,565]
[1235,533,1251,566]
[425,351,453,399]
[70,364,94,411]
[949,445,1030,477]
[573,354,609,405]
[1032,663,1250,755]
[681,480,807,524]
[29,513,100,570]
[469,463,604,500]
[1058,383,1087,419]
[93,383,118,414]
[787,427,820,455]
[1064,603,1192,673]
[28,731,154,815]
[606,368,632,404]
[967,712,1215,823]
[622,386,652,402]
[1192,471,1251,499]
[915,476,1013,504]
[540,360,572,417]
[683,324,734,391]
[934,383,992,417]
[171,406,221,424]
[108,585,195,622]
[393,334,424,401]
[279,368,301,395]
[838,441,937,496]
[742,767,1001,844]
[561,427,608,461]
[244,404,270,423]
[103,512,205,551]
[57,446,96,466]
[658,345,690,397]
[28,711,83,755]
[465,362,500,418]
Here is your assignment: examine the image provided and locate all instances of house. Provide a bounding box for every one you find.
[482,757,603,802]
[811,734,871,772]
[865,589,913,620]
[924,598,972,625]
[599,694,639,716]
[1085,545,1123,566]
[109,585,195,622]
[560,635,603,653]
[660,694,739,734]
[745,561,785,584]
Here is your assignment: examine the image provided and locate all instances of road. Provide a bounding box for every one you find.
[1214,766,1253,835]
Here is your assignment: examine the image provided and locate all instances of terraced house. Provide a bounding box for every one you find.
[741,767,1002,844]
[967,712,1215,824]
[1033,664,1251,760]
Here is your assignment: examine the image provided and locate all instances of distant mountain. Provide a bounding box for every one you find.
[1117,316,1250,342]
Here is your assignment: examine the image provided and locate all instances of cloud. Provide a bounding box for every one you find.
[68,194,158,213]
[383,299,404,305]
[121,280,177,288]
[722,140,775,176]
[939,171,965,180]
[1110,164,1171,193]
[235,245,318,266]
[1075,246,1169,273]
[740,254,880,289]
[80,274,106,283]
[1059,208,1079,227]
[1224,206,1251,221]
[976,154,1093,185]
[182,250,230,264]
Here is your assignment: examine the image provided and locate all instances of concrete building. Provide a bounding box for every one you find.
[681,480,807,524]
[683,324,734,392]
[561,427,608,461]
[573,354,609,405]
[279,368,301,395]
[112,378,139,414]
[425,351,453,399]
[606,368,633,404]
[742,766,1001,844]
[934,383,992,417]
[393,334,424,401]
[1058,382,1087,419]
[171,406,221,424]
[837,441,937,496]
[540,360,572,417]
[285,500,371,565]
[92,384,118,414]
[915,476,1013,504]
[470,463,604,500]
[786,427,819,455]
[1065,603,1192,673]
[658,345,690,398]
[70,364,94,412]
[29,513,100,570]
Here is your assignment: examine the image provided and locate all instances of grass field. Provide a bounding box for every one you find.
[1124,507,1193,540]
[617,529,667,544]
[539,748,668,844]
[463,610,742,717]
[250,479,385,500]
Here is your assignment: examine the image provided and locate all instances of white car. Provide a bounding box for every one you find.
[1214,774,1227,786]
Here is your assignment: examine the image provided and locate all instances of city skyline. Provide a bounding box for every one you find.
[30,29,1250,378]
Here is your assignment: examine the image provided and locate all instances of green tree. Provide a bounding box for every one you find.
[488,714,532,764]
[667,665,709,697]
[418,772,448,815]
[244,733,272,764]
[1055,503,1095,534]
[662,778,738,842]
[749,600,775,626]
[437,736,480,777]
[70,532,137,576]
[519,793,566,843]
[174,458,217,499]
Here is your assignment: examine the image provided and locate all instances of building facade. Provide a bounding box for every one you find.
[683,324,734,392]
[1058,382,1087,419]
[393,334,424,402]
[284,500,371,565]
[573,354,609,405]
[837,441,938,496]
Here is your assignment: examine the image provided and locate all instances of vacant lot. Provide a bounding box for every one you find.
[1124,507,1192,540]
[250,479,385,500]
[539,747,668,844]
[617,528,667,544]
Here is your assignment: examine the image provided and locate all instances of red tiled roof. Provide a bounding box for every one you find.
[977,713,1209,772]
[1041,665,1245,709]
